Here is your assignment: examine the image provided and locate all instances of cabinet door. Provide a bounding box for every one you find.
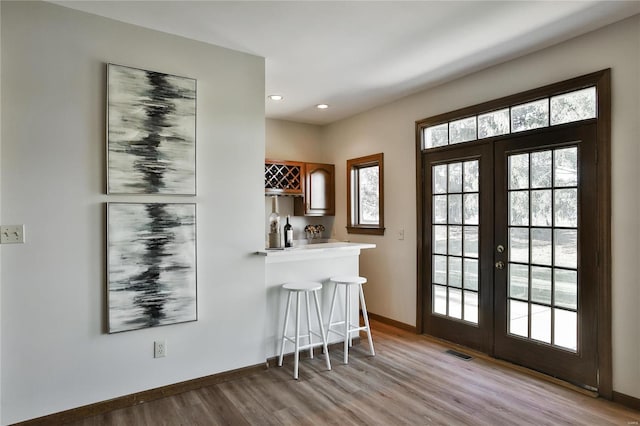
[297,163,335,216]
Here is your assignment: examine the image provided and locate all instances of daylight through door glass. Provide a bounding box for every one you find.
[432,160,479,324]
[507,147,578,351]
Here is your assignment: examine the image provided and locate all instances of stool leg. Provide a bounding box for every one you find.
[294,291,301,380]
[349,285,354,348]
[344,284,350,364]
[305,292,313,359]
[278,290,293,367]
[312,290,331,371]
[326,282,338,335]
[359,284,375,357]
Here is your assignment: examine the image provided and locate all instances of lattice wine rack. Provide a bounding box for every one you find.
[265,160,304,195]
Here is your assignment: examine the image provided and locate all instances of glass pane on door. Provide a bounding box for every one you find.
[432,160,480,324]
[506,147,579,351]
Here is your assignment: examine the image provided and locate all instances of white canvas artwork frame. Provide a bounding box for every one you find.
[107,63,196,195]
[107,202,197,333]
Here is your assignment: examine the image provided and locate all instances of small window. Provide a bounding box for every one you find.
[478,108,510,138]
[449,117,477,144]
[511,99,549,133]
[347,153,384,235]
[424,123,448,149]
[550,87,596,125]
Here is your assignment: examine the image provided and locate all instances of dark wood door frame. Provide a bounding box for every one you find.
[415,70,612,397]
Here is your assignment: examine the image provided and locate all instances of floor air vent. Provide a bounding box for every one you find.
[445,349,473,361]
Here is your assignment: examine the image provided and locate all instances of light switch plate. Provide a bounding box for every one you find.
[1,225,25,244]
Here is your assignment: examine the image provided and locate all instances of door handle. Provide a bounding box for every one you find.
[495,261,505,270]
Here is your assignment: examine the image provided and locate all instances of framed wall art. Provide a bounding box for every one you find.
[107,202,197,333]
[107,63,196,195]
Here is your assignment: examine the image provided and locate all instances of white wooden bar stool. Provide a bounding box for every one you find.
[326,276,375,364]
[278,281,331,379]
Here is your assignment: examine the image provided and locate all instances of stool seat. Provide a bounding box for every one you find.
[283,281,323,292]
[330,276,367,285]
[278,281,331,379]
[327,275,375,364]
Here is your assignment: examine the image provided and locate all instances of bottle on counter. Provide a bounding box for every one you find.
[284,215,293,248]
[268,196,282,248]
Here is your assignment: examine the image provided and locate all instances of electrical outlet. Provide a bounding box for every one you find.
[1,225,25,244]
[154,340,166,358]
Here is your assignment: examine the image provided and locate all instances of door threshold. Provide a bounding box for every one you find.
[420,333,599,398]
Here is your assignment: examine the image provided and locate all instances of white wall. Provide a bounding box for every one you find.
[323,15,640,399]
[1,2,265,424]
[266,118,328,163]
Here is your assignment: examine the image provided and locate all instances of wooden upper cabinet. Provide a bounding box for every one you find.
[295,162,335,216]
[264,159,305,195]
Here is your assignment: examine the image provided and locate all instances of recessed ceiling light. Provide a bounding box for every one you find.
[268,95,284,101]
[316,104,329,109]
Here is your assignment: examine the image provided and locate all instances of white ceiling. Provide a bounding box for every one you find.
[53,1,640,125]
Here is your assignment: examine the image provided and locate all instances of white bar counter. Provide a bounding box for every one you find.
[258,242,375,359]
[257,242,375,263]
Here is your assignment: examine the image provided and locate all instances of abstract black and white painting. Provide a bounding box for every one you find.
[107,64,196,195]
[108,203,197,333]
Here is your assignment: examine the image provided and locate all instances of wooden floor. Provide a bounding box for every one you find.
[71,320,639,425]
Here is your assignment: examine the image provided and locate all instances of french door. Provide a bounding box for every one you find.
[423,142,493,354]
[422,122,598,389]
